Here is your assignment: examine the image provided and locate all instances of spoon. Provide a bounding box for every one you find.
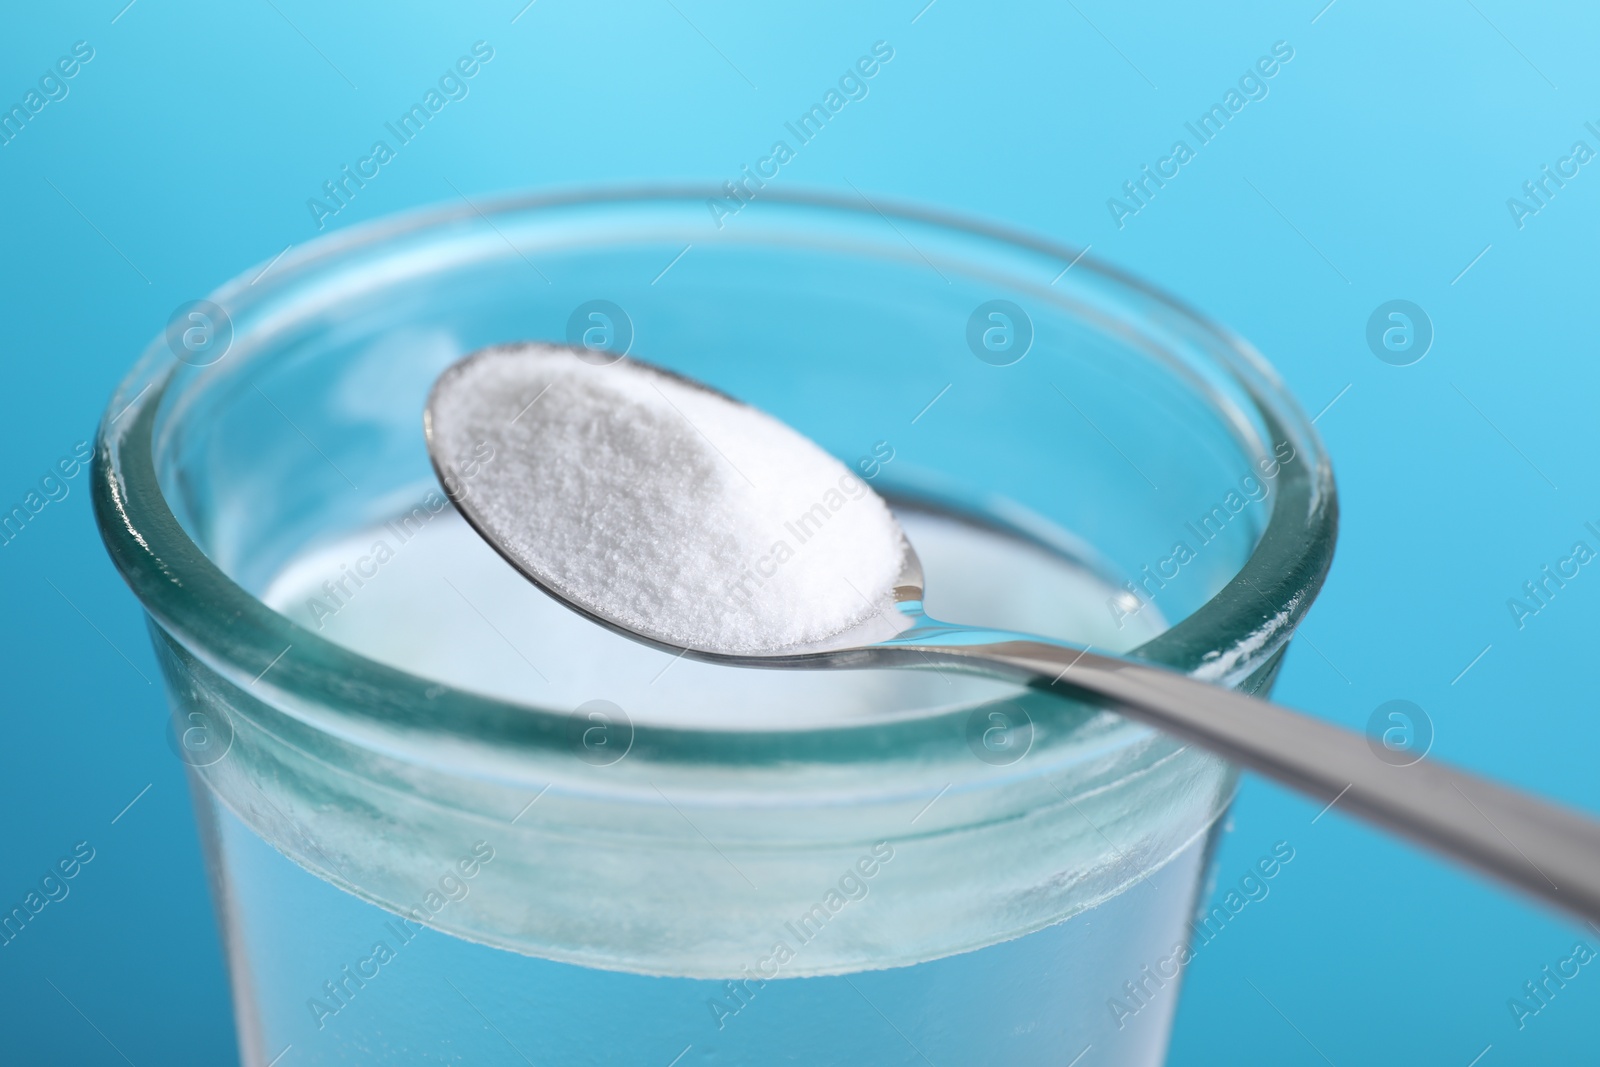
[426,346,1600,926]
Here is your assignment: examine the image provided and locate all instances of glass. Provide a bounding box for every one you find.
[94,190,1336,1066]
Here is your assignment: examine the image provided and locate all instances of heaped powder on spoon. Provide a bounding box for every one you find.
[426,344,906,655]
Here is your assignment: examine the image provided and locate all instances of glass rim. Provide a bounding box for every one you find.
[92,185,1338,766]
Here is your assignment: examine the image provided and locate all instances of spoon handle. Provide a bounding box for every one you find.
[917,636,1600,926]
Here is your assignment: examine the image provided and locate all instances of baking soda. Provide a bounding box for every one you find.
[426,344,906,654]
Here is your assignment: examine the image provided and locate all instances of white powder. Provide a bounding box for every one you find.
[426,344,907,655]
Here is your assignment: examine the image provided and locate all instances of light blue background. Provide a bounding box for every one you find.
[2,0,1597,1063]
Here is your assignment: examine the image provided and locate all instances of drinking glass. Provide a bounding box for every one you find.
[94,189,1335,1066]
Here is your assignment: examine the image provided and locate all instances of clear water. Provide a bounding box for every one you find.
[202,795,1208,1067]
[261,505,1164,728]
[200,503,1214,1065]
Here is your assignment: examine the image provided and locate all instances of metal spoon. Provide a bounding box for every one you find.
[427,348,1600,926]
